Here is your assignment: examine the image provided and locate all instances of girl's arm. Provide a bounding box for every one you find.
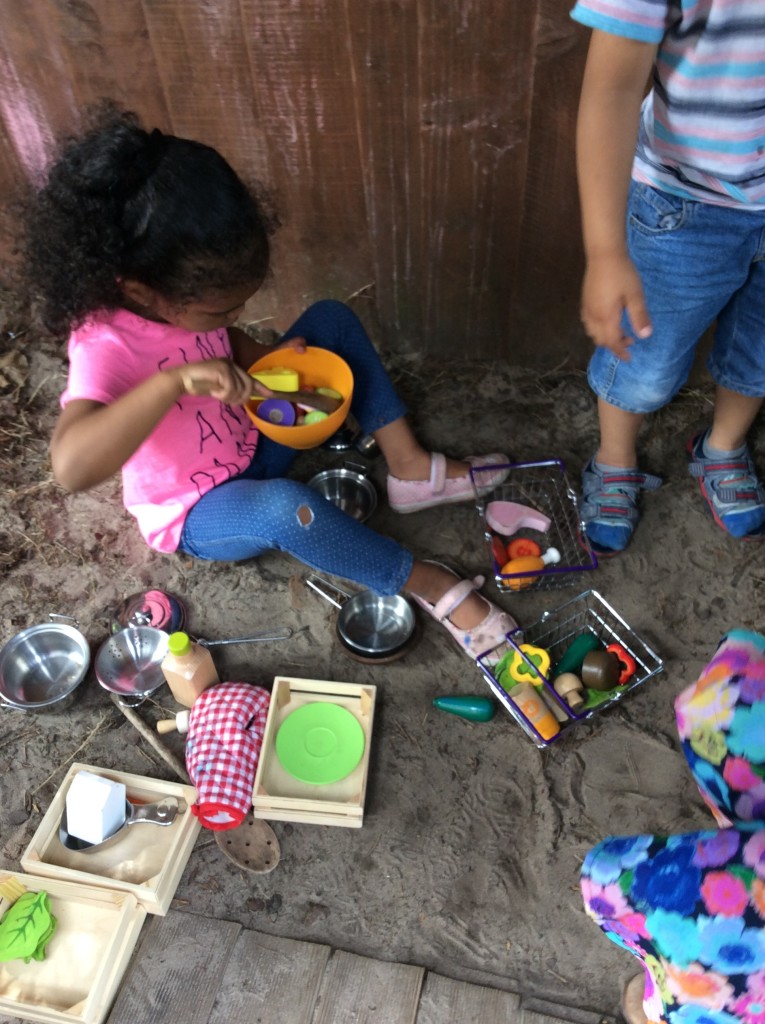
[51,359,253,491]
[228,326,307,372]
[577,29,658,359]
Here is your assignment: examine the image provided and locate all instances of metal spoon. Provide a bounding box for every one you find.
[59,796,180,853]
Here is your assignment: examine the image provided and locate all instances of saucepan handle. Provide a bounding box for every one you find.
[198,627,293,648]
[304,573,353,611]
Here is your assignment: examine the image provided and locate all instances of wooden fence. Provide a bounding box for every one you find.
[0,0,591,366]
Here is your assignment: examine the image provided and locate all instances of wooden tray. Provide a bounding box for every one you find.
[0,871,145,1024]
[21,763,201,916]
[253,676,376,827]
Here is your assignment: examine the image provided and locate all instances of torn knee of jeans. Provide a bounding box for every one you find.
[297,504,314,527]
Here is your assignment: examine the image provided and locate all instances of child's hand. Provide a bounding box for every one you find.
[275,335,308,355]
[176,359,254,406]
[581,254,652,360]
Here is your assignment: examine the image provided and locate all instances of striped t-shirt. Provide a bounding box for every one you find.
[571,1,765,208]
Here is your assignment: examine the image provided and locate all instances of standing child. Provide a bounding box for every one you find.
[24,104,515,661]
[571,1,765,555]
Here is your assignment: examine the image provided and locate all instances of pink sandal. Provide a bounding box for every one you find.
[410,567,517,661]
[387,452,510,514]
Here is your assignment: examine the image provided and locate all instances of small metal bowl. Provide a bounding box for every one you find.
[95,626,169,705]
[308,463,378,523]
[0,621,90,712]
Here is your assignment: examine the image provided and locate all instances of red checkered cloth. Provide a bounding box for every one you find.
[185,682,270,831]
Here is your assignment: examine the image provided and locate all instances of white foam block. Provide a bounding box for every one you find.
[65,770,127,845]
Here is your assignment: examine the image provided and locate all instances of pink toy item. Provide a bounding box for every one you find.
[485,501,551,537]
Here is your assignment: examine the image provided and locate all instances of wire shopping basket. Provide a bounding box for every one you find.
[476,589,664,748]
[471,458,597,592]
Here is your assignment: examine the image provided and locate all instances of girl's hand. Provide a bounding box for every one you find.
[276,335,308,355]
[176,358,254,406]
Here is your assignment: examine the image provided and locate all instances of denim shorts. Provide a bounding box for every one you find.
[588,182,765,413]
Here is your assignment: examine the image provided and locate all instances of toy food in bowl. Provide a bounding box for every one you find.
[246,347,353,449]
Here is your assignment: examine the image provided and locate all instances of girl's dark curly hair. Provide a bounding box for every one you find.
[23,101,278,336]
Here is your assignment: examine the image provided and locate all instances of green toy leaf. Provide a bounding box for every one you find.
[0,891,55,963]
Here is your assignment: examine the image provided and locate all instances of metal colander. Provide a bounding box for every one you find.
[95,626,169,700]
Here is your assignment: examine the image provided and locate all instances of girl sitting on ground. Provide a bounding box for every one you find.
[23,103,515,661]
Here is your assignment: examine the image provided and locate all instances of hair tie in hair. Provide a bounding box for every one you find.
[116,128,169,201]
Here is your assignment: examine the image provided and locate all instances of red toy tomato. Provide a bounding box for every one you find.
[507,537,542,559]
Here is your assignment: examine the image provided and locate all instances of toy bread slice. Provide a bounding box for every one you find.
[249,367,300,391]
[485,500,551,537]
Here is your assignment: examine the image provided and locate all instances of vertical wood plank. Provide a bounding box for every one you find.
[236,0,374,332]
[510,3,590,365]
[344,0,538,357]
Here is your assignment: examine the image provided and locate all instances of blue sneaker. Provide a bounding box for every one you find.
[686,430,765,539]
[581,458,662,556]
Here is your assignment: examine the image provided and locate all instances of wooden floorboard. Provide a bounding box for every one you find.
[206,930,331,1024]
[312,950,424,1024]
[106,911,241,1024]
[93,912,592,1024]
[416,972,523,1023]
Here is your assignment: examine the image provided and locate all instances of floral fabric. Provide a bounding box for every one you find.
[581,629,765,1024]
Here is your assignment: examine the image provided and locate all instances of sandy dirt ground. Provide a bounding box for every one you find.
[1,294,763,1021]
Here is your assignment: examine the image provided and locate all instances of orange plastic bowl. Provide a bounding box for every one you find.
[246,346,354,450]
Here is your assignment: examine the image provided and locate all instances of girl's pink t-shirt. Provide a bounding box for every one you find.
[61,308,259,552]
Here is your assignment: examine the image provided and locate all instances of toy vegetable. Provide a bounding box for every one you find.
[505,643,551,684]
[0,890,57,964]
[553,672,585,711]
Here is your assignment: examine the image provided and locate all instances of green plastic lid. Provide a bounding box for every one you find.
[275,702,365,785]
[167,631,191,656]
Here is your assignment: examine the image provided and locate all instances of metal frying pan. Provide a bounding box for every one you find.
[305,574,417,662]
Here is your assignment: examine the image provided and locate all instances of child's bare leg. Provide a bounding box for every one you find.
[372,417,471,480]
[373,416,509,515]
[596,398,644,468]
[404,558,517,660]
[405,560,486,629]
[708,386,763,450]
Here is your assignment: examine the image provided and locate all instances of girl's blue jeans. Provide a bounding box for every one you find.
[177,300,414,595]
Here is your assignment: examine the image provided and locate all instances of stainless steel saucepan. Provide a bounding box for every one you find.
[305,573,417,663]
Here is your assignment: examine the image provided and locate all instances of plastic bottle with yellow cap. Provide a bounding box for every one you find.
[161,631,219,708]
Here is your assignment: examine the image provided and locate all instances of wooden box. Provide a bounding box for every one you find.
[0,871,146,1024]
[253,676,376,827]
[21,763,201,916]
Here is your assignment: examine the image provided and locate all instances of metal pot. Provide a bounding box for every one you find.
[305,573,417,662]
[0,614,90,712]
[307,462,378,523]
